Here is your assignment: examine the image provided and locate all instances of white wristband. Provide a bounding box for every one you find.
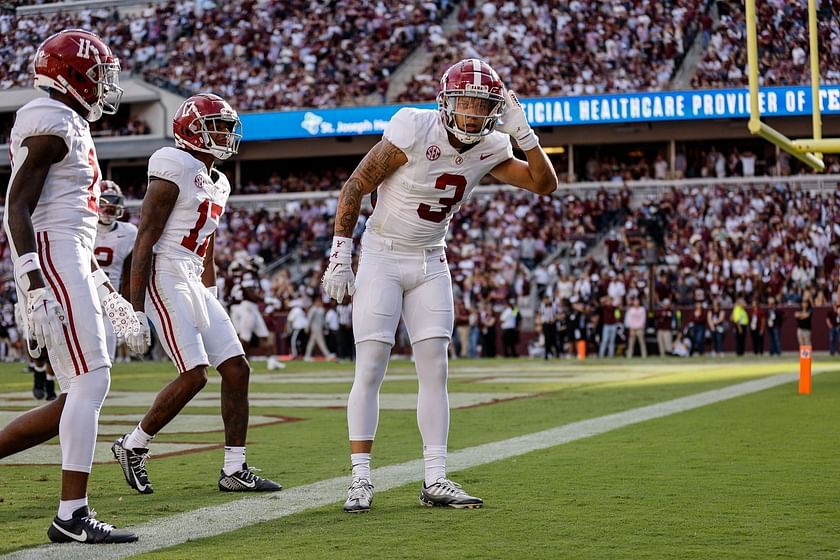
[516,130,539,152]
[330,236,353,264]
[14,252,41,292]
[207,285,218,298]
[92,268,109,287]
[92,268,112,301]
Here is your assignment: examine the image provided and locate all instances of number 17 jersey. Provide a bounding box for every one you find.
[365,108,513,248]
[147,146,229,264]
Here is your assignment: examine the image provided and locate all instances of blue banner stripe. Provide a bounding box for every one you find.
[240,85,840,141]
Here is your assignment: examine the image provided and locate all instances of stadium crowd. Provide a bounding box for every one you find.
[1,0,747,109]
[692,0,840,89]
[0,1,453,109]
[398,0,706,102]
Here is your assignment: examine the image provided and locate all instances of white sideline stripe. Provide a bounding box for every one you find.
[1,372,803,560]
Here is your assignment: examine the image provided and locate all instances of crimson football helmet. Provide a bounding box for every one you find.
[437,59,505,144]
[98,180,124,225]
[33,29,122,122]
[173,93,242,160]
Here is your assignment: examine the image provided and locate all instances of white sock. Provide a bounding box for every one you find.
[124,423,154,451]
[423,445,447,487]
[223,446,246,476]
[350,452,371,481]
[57,497,88,521]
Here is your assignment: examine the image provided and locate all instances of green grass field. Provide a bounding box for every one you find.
[1,356,838,559]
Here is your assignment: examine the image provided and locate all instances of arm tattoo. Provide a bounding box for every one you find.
[334,141,405,237]
[336,178,364,237]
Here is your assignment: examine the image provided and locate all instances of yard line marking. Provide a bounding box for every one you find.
[0,372,807,560]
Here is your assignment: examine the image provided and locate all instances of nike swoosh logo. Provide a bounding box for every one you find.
[133,475,148,492]
[129,462,148,491]
[52,522,88,542]
[480,153,493,160]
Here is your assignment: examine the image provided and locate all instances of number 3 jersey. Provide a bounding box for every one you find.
[5,98,102,251]
[365,107,513,248]
[147,146,229,265]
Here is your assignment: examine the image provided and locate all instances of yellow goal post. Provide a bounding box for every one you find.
[745,0,836,171]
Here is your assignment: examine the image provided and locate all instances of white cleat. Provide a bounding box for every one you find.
[344,478,374,513]
[419,478,483,508]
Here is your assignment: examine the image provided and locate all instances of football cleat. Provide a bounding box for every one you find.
[111,435,153,494]
[419,478,483,509]
[218,463,282,492]
[47,506,138,544]
[343,478,374,513]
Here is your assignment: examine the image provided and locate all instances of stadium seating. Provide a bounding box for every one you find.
[397,0,705,102]
[0,1,453,110]
[692,0,840,89]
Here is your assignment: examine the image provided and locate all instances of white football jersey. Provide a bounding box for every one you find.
[5,98,102,251]
[94,221,137,289]
[148,147,230,264]
[365,108,513,248]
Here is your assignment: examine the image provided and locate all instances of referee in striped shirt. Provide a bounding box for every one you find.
[539,295,560,359]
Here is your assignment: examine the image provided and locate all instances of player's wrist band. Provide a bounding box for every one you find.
[516,130,539,151]
[14,252,42,292]
[330,236,353,263]
[92,268,109,288]
[92,268,112,300]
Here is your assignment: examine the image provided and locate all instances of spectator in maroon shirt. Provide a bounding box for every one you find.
[749,299,766,355]
[598,296,621,358]
[655,298,675,357]
[689,301,706,355]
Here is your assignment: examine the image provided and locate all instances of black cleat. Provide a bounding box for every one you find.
[419,478,483,509]
[218,463,281,492]
[111,435,153,494]
[47,506,138,544]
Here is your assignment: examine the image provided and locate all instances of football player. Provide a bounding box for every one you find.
[0,29,139,543]
[94,181,137,362]
[111,93,281,494]
[322,59,557,512]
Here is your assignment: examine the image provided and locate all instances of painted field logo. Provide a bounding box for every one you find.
[426,145,441,161]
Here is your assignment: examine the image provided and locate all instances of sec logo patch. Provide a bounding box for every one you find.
[426,145,441,161]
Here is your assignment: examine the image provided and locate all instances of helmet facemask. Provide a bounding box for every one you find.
[438,87,505,144]
[180,113,242,160]
[51,58,122,122]
[98,191,124,226]
[87,60,123,120]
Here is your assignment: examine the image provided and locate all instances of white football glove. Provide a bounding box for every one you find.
[101,291,143,338]
[496,89,539,151]
[124,311,151,355]
[26,287,66,355]
[321,236,355,302]
[92,268,144,339]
